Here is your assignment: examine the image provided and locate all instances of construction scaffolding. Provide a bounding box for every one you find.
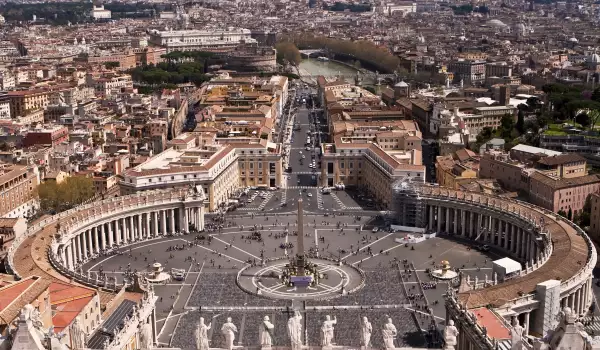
[391,178,426,228]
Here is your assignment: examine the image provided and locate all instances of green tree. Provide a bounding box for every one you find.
[575,112,591,129]
[516,109,525,134]
[592,87,600,103]
[500,114,515,139]
[275,42,301,66]
[557,209,567,218]
[104,61,120,69]
[38,176,95,212]
[568,207,573,220]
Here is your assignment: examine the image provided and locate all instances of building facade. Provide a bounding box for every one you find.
[0,163,40,218]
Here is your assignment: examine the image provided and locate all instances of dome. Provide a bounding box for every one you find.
[569,37,578,42]
[486,19,507,28]
[395,81,408,88]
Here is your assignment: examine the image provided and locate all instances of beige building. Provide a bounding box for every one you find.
[0,217,26,258]
[0,163,40,218]
[435,149,479,189]
[480,149,600,214]
[120,133,282,211]
[529,172,600,214]
[1,89,52,119]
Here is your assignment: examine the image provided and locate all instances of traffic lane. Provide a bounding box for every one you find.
[320,192,340,210]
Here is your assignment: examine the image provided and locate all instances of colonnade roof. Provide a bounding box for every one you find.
[420,186,590,309]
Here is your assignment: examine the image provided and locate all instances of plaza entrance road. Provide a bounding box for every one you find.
[81,211,497,347]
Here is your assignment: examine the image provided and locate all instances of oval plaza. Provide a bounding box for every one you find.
[5,178,598,350]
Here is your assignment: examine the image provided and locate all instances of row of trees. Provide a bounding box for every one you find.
[128,61,209,88]
[324,2,372,12]
[37,177,96,213]
[280,34,402,73]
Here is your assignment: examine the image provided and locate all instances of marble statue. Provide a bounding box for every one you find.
[381,318,397,350]
[321,315,337,347]
[260,316,274,347]
[195,317,211,350]
[360,316,372,348]
[288,311,303,350]
[221,317,238,350]
[511,318,525,350]
[69,317,85,350]
[139,318,153,350]
[443,320,459,350]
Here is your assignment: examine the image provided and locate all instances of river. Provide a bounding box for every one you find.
[298,58,376,86]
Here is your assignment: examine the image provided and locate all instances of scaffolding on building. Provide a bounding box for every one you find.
[391,177,426,228]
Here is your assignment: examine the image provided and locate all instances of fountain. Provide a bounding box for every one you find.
[145,262,171,283]
[431,260,458,280]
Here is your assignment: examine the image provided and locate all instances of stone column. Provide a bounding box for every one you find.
[461,210,466,236]
[76,235,82,262]
[184,208,190,232]
[169,209,176,233]
[115,219,122,245]
[524,312,530,335]
[145,213,151,238]
[445,207,450,232]
[65,244,72,270]
[510,224,515,254]
[198,207,204,231]
[503,222,509,250]
[153,211,159,236]
[137,214,143,239]
[107,221,114,248]
[161,210,167,235]
[477,214,483,239]
[437,206,442,233]
[429,205,434,230]
[61,245,67,266]
[126,216,132,240]
[83,230,90,258]
[93,227,99,253]
[452,208,458,235]
[100,224,106,250]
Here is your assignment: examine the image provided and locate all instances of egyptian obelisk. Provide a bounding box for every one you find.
[296,198,305,275]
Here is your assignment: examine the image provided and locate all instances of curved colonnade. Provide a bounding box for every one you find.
[7,189,205,291]
[418,185,596,337]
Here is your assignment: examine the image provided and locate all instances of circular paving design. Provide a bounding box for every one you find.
[237,257,365,300]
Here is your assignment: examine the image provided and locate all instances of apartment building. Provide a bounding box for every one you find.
[148,28,258,53]
[1,89,52,118]
[22,126,69,147]
[86,73,133,97]
[76,50,137,69]
[321,142,425,208]
[485,62,513,78]
[435,149,479,189]
[0,163,40,218]
[480,149,600,213]
[120,133,282,211]
[448,59,486,85]
[529,172,600,214]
